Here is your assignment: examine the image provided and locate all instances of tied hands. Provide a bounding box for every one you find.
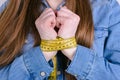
[35,6,80,61]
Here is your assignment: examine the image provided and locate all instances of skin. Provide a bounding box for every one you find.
[35,0,80,61]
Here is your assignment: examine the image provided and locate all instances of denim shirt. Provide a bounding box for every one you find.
[0,0,120,80]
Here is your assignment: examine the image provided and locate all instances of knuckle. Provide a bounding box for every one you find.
[51,12,55,16]
[49,15,55,18]
[75,15,80,21]
[48,11,55,16]
[77,16,80,21]
[72,14,80,22]
[35,19,39,25]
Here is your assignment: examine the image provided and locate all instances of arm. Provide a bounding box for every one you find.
[66,0,120,80]
[0,47,53,80]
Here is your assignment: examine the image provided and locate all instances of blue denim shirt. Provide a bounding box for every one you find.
[0,0,120,80]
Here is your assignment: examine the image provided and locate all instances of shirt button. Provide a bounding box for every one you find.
[74,74,77,77]
[40,72,46,77]
[57,71,61,75]
[25,39,28,44]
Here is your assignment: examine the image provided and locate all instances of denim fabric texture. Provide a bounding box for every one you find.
[0,0,120,80]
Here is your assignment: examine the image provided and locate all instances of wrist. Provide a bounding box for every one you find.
[61,47,77,60]
[42,51,57,61]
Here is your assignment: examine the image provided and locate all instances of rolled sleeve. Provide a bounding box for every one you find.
[67,0,120,80]
[66,45,95,79]
[23,46,53,79]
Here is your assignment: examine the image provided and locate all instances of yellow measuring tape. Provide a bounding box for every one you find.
[40,37,77,52]
[40,37,77,80]
[48,56,57,80]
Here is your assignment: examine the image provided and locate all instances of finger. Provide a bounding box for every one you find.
[60,7,74,15]
[57,6,75,17]
[59,7,80,21]
[40,8,51,16]
[57,10,70,17]
[42,11,55,20]
[40,8,55,19]
[56,16,67,27]
[56,16,62,27]
[36,11,55,24]
[50,17,56,28]
[45,15,56,28]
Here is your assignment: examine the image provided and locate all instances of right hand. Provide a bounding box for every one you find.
[35,8,57,61]
[35,8,57,40]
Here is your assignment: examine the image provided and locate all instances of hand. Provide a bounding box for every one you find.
[35,8,57,40]
[35,8,57,61]
[56,7,80,60]
[56,7,80,39]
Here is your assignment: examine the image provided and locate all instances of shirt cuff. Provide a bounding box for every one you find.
[23,46,53,79]
[66,45,95,79]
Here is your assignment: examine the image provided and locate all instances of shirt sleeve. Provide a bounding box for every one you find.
[0,55,31,80]
[23,46,53,80]
[66,0,120,80]
[0,47,53,80]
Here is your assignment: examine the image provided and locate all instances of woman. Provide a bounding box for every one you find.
[0,0,120,80]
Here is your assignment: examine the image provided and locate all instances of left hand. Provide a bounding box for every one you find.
[56,7,80,60]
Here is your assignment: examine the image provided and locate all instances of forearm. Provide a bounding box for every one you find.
[66,45,120,80]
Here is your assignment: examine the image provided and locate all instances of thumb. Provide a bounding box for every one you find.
[56,16,63,28]
[51,17,56,28]
[46,15,56,28]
